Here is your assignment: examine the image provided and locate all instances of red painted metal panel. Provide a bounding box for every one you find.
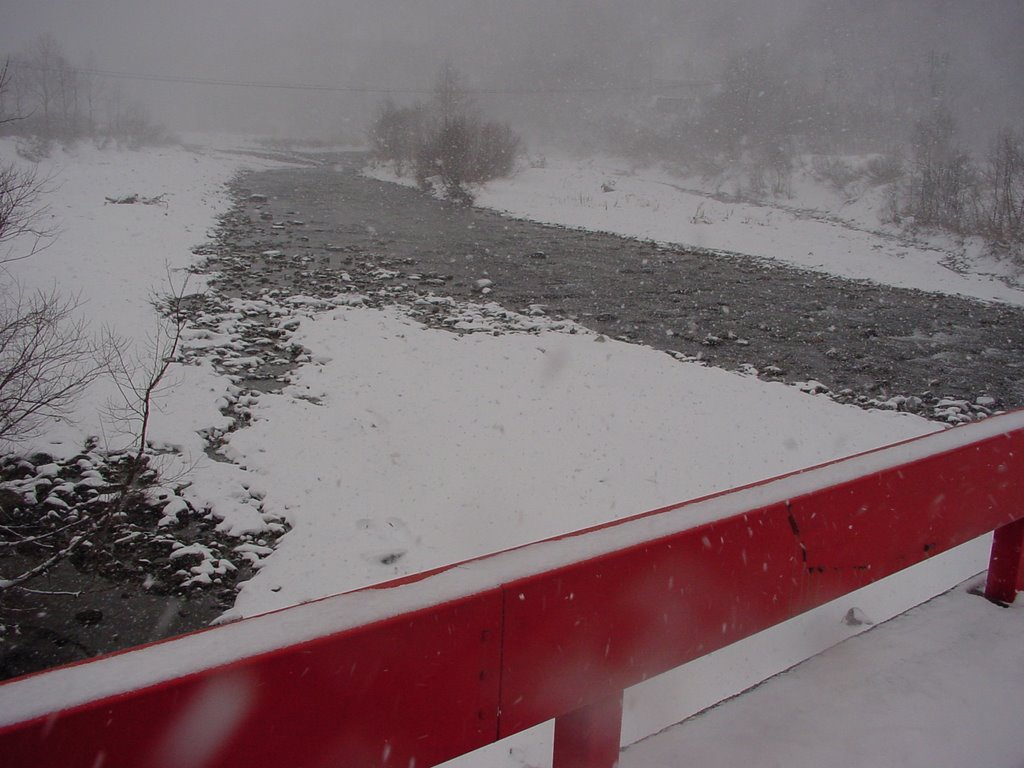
[985,519,1024,603]
[552,692,623,768]
[498,425,1024,737]
[789,429,1024,606]
[0,591,503,768]
[498,503,805,736]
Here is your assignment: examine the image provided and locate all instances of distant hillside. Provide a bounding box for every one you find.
[784,0,1024,143]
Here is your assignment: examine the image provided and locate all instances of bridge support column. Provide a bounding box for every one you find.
[985,518,1024,604]
[552,692,623,768]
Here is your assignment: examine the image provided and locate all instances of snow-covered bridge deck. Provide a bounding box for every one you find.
[620,579,1024,768]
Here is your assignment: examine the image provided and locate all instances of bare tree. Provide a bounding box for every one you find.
[54,55,82,140]
[1,41,164,148]
[0,162,53,265]
[427,113,476,199]
[984,129,1024,243]
[907,108,977,231]
[0,60,17,130]
[0,286,102,444]
[22,35,64,138]
[80,54,103,136]
[432,60,471,127]
[0,67,102,446]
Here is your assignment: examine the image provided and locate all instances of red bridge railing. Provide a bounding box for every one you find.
[2,412,1023,768]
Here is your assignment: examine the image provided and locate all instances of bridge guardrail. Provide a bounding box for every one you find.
[2,411,1022,768]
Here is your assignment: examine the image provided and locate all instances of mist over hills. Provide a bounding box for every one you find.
[0,0,1020,144]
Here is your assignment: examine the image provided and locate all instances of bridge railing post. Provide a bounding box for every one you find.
[552,692,624,768]
[984,518,1024,604]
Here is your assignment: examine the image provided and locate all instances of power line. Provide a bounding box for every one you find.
[76,66,431,94]
[9,61,662,96]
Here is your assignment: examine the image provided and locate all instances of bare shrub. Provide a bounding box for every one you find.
[416,114,467,192]
[112,101,173,150]
[760,138,794,197]
[369,63,522,200]
[467,121,522,182]
[865,153,905,186]
[369,99,429,175]
[0,276,195,595]
[104,277,190,467]
[812,156,861,191]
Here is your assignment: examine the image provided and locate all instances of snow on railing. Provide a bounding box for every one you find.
[2,411,1023,768]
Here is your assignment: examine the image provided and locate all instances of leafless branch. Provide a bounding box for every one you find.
[0,284,106,444]
[0,516,91,548]
[0,59,27,129]
[0,162,55,266]
[0,533,88,590]
[11,586,83,597]
[104,269,192,475]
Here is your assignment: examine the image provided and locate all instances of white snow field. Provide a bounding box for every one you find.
[0,137,1017,765]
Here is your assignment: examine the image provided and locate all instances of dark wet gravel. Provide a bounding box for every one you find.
[215,151,1024,419]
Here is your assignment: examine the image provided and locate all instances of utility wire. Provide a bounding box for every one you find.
[8,61,712,95]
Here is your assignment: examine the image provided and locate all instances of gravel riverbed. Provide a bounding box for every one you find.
[216,152,1024,421]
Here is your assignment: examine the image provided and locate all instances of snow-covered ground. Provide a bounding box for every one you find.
[367,152,1024,306]
[0,137,1011,762]
[0,137,285,458]
[224,305,936,617]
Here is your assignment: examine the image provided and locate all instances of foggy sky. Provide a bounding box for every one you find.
[1,0,1021,140]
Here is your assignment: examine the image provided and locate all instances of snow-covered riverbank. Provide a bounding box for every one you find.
[369,152,1024,306]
